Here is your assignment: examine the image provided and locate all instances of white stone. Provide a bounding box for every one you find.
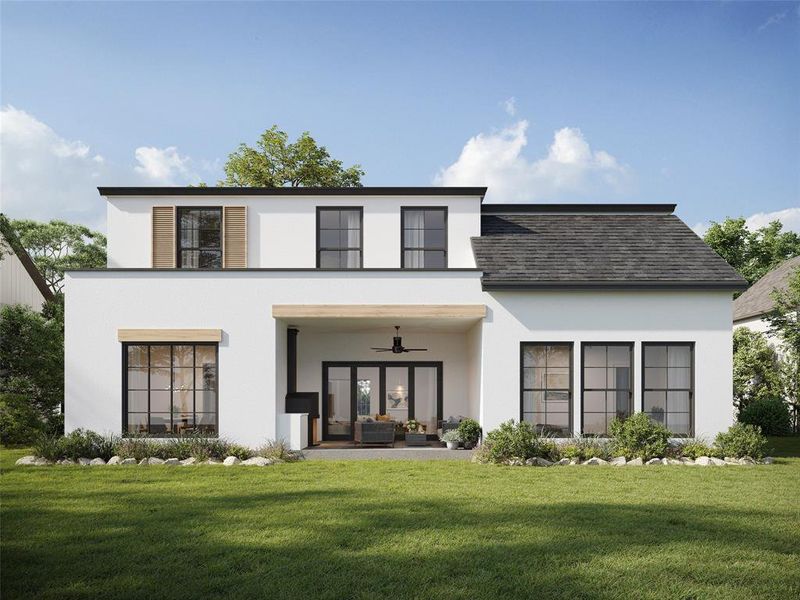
[107,456,122,465]
[679,457,695,465]
[709,457,726,466]
[555,458,571,466]
[610,456,627,466]
[762,456,775,464]
[89,458,106,466]
[59,458,76,465]
[138,458,148,465]
[78,458,92,466]
[121,458,137,465]
[206,459,222,465]
[695,456,712,466]
[524,458,536,466]
[147,457,165,465]
[739,457,756,465]
[568,459,579,465]
[164,458,180,465]
[34,457,52,465]
[665,458,682,466]
[15,455,37,465]
[645,458,663,465]
[223,456,241,466]
[627,457,643,466]
[242,456,271,466]
[180,457,197,466]
[584,457,608,466]
[723,457,739,464]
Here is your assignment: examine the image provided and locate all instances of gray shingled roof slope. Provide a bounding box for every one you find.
[733,256,800,321]
[472,213,747,289]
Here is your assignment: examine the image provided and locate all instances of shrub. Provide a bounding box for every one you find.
[440,430,462,443]
[226,443,254,460]
[715,423,767,459]
[60,429,102,460]
[33,434,64,462]
[457,418,481,444]
[255,439,304,462]
[115,435,159,461]
[557,436,611,461]
[678,439,718,459]
[477,420,549,463]
[738,397,791,436]
[608,413,670,460]
[0,393,44,445]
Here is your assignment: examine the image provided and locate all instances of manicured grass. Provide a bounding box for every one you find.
[2,447,799,600]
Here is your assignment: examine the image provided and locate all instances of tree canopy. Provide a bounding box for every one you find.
[703,218,800,286]
[732,327,781,412]
[8,218,106,295]
[767,267,800,357]
[219,125,364,188]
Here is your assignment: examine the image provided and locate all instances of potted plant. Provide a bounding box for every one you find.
[440,429,462,450]
[457,418,481,450]
[406,419,421,433]
[404,420,428,446]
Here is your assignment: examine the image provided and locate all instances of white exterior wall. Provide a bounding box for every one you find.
[65,269,736,446]
[0,246,47,311]
[106,195,481,269]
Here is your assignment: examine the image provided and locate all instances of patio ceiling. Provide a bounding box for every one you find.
[272,304,486,333]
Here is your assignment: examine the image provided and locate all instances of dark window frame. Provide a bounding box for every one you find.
[400,206,448,269]
[641,342,695,437]
[519,342,573,436]
[176,206,223,269]
[121,341,219,437]
[580,342,634,436]
[315,206,364,269]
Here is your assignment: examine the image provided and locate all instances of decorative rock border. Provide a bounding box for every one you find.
[14,455,275,467]
[507,455,774,466]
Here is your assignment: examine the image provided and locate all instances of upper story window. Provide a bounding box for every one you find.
[317,207,362,268]
[402,207,447,268]
[178,207,222,268]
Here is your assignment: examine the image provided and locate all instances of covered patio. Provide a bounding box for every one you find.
[274,304,485,448]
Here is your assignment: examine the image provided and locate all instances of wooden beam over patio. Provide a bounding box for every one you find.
[117,329,223,342]
[271,304,486,320]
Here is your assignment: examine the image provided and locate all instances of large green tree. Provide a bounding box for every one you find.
[703,218,800,285]
[219,125,364,187]
[7,217,106,295]
[732,327,781,412]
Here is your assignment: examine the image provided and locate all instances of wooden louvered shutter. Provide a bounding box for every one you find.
[223,206,247,268]
[152,206,176,268]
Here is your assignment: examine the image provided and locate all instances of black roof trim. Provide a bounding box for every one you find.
[481,203,676,214]
[0,214,55,302]
[98,186,488,198]
[482,280,748,292]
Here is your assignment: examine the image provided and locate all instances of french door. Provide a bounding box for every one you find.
[321,361,443,441]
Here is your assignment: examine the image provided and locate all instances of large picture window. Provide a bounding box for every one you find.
[124,343,218,435]
[521,343,572,436]
[178,207,222,268]
[582,343,633,435]
[643,343,693,436]
[317,207,362,268]
[401,207,447,268]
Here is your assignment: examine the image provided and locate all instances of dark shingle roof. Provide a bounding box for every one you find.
[472,209,747,290]
[733,256,800,322]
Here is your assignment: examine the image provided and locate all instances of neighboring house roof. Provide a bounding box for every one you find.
[733,256,800,322]
[0,215,55,303]
[98,186,488,198]
[472,205,748,291]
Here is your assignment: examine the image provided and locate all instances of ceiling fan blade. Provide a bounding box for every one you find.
[371,348,393,352]
[403,348,428,352]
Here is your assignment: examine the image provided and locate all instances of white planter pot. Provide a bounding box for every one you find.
[446,441,459,450]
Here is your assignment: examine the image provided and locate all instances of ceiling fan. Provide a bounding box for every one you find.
[371,326,428,353]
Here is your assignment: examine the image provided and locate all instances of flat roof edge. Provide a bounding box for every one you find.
[482,280,748,291]
[98,186,488,198]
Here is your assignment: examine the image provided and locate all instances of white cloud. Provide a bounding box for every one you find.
[134,146,196,184]
[692,207,800,238]
[758,11,787,33]
[502,97,517,117]
[434,119,631,202]
[1,106,210,230]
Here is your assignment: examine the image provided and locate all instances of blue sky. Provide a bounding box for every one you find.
[1,1,798,232]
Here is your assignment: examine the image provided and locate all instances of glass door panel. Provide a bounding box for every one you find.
[356,367,380,420]
[385,367,409,425]
[327,367,352,438]
[414,367,438,435]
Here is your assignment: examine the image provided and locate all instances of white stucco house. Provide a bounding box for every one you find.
[64,187,746,448]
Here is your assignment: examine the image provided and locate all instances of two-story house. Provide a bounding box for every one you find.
[64,187,746,448]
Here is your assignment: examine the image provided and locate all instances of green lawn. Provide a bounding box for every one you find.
[2,447,799,600]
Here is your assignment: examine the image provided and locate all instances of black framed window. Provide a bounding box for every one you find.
[582,343,633,435]
[317,207,362,268]
[178,207,222,268]
[401,207,447,268]
[521,343,572,436]
[124,343,218,435]
[643,343,694,436]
